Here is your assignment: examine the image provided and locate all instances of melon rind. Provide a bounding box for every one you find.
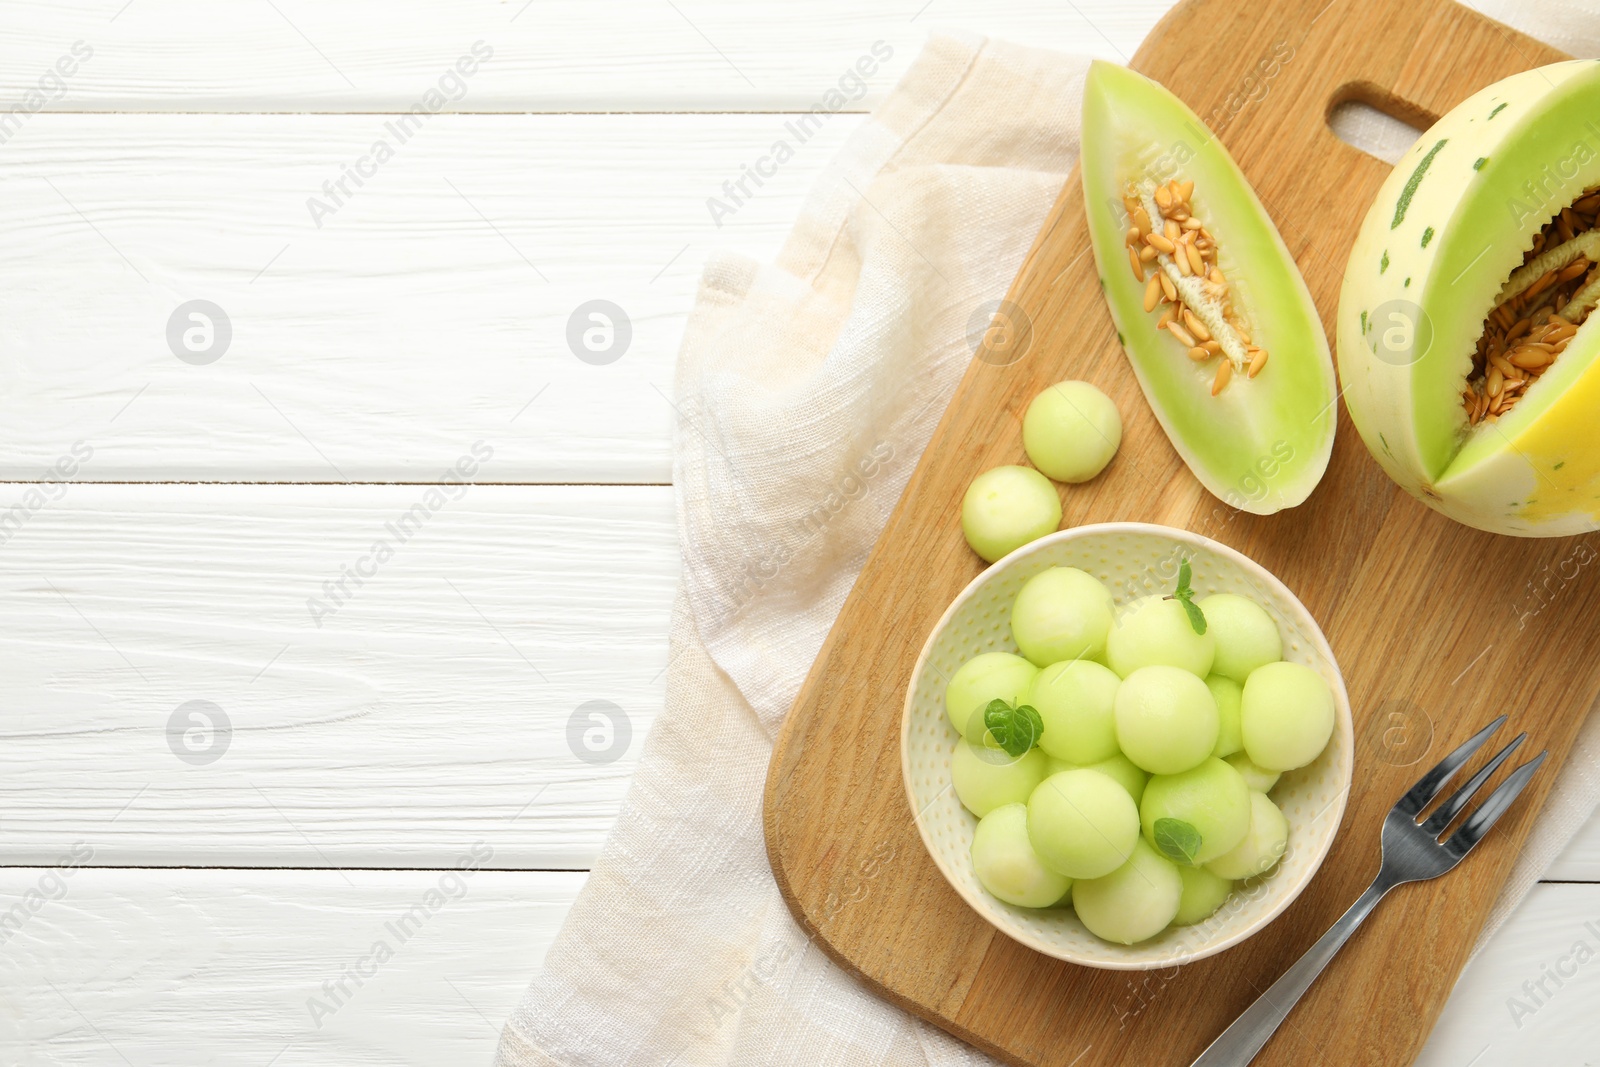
[1337,59,1600,536]
[1080,61,1336,516]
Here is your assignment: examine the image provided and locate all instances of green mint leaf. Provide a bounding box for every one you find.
[983,698,1044,758]
[1152,818,1202,865]
[1016,703,1043,750]
[1162,557,1207,634]
[981,699,1012,751]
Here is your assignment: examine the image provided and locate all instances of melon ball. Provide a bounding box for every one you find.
[1199,593,1283,682]
[1139,758,1251,866]
[1071,837,1182,945]
[1206,791,1290,880]
[1206,674,1244,759]
[1026,769,1140,880]
[952,741,1050,817]
[944,652,1039,741]
[1046,753,1150,806]
[1010,566,1115,666]
[1173,865,1234,926]
[1106,594,1216,678]
[1021,380,1122,483]
[1241,661,1336,771]
[960,465,1061,564]
[971,803,1072,908]
[1082,753,1151,806]
[1114,665,1219,774]
[1029,658,1121,764]
[1224,751,1281,793]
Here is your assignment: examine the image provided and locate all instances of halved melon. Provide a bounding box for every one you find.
[1081,61,1336,515]
[1338,60,1600,536]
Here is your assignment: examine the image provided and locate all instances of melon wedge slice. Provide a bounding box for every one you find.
[1081,61,1336,515]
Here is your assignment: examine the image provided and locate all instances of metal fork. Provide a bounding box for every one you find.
[1190,715,1547,1066]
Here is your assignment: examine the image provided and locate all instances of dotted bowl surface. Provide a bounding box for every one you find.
[901,522,1353,970]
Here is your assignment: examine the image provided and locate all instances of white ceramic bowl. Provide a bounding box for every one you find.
[902,522,1353,969]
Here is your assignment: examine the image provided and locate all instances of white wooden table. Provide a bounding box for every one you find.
[0,3,1594,1064]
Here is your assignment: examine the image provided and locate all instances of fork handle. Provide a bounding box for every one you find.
[1189,875,1397,1066]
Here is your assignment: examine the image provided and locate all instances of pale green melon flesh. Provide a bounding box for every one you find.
[1081,61,1335,515]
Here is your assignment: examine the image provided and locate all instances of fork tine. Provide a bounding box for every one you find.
[1446,751,1548,857]
[1396,715,1507,817]
[1419,733,1526,836]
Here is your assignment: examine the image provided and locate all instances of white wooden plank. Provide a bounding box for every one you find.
[0,867,582,1065]
[3,477,1597,875]
[0,1,1171,112]
[1418,883,1600,1066]
[5,869,1598,1065]
[0,113,861,483]
[0,484,675,868]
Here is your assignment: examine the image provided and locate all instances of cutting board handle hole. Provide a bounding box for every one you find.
[1327,83,1435,166]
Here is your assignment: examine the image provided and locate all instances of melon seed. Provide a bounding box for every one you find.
[1467,182,1600,424]
[1122,177,1256,393]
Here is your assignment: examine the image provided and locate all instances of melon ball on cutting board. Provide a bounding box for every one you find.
[1021,380,1122,483]
[960,465,1061,563]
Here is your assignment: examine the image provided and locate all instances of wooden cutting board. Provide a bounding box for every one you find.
[763,1,1596,1064]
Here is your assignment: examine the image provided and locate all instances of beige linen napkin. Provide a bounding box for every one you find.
[498,12,1600,1065]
